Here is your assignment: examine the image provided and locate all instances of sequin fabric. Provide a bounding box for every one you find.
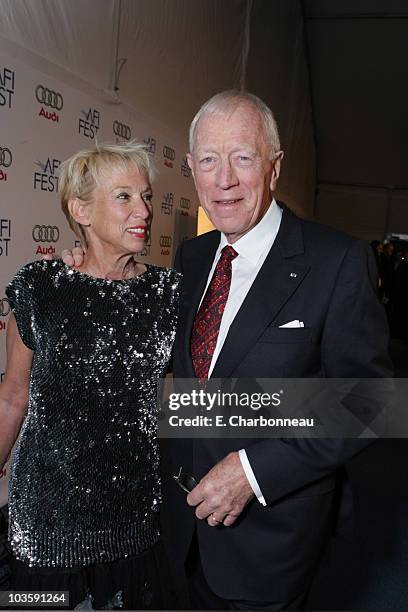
[5,260,180,568]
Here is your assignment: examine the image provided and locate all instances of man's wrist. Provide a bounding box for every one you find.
[238,449,267,506]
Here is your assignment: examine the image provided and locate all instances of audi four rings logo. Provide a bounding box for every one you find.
[159,235,172,248]
[35,85,63,110]
[32,225,60,242]
[0,147,12,167]
[0,298,10,317]
[113,120,131,140]
[163,146,175,161]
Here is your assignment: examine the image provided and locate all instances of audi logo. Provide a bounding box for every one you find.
[163,146,175,161]
[159,235,172,248]
[113,120,131,140]
[32,225,60,242]
[0,298,10,317]
[0,147,12,168]
[35,85,63,110]
[180,197,191,210]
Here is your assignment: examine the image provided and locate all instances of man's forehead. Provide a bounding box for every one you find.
[194,105,265,148]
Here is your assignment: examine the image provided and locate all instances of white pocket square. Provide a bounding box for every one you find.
[279,320,305,328]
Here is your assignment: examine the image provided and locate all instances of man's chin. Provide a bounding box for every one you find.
[208,214,245,234]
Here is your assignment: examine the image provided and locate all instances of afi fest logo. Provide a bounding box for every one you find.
[113,120,131,141]
[35,84,63,123]
[32,224,60,256]
[159,235,172,256]
[0,297,11,333]
[79,107,100,139]
[34,158,60,193]
[0,146,12,182]
[0,66,15,109]
[163,145,175,169]
[0,219,11,257]
[161,192,174,216]
[181,157,192,178]
[144,137,156,157]
[179,197,191,217]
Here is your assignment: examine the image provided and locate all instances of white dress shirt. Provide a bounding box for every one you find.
[200,199,282,505]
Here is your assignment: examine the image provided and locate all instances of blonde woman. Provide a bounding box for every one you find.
[0,142,179,609]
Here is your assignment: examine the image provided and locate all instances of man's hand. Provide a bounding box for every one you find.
[61,246,85,268]
[187,452,254,527]
[41,246,85,267]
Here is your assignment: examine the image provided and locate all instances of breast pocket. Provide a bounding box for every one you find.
[258,326,315,344]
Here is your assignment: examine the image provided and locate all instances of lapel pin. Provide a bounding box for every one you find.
[290,272,297,278]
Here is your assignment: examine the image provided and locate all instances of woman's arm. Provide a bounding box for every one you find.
[0,314,33,470]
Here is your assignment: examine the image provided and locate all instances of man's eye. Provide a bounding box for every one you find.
[200,156,216,164]
[236,155,253,164]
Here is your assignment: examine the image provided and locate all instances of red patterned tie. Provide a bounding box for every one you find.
[191,245,238,380]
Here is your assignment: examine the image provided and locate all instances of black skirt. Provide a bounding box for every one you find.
[9,540,175,610]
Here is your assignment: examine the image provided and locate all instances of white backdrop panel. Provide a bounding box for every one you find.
[0,49,198,505]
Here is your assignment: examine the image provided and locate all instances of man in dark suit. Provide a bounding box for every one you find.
[163,90,392,610]
[60,90,391,610]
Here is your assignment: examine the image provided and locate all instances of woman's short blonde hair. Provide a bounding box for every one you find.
[59,140,156,246]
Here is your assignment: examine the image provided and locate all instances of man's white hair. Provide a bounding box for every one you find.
[189,90,281,159]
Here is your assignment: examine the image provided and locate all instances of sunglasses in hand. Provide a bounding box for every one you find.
[173,467,198,493]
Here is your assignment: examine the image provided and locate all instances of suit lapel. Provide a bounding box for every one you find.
[179,231,220,377]
[211,205,310,378]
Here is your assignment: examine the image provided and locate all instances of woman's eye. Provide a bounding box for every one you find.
[143,193,153,204]
[117,192,130,201]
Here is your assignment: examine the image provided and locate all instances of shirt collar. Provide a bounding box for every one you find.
[218,199,282,265]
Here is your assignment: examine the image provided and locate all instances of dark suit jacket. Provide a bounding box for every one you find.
[162,204,392,602]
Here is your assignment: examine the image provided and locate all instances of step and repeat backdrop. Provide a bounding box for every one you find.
[0,52,199,505]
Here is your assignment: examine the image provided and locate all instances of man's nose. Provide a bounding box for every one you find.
[216,160,238,189]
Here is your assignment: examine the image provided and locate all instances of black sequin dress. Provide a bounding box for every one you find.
[5,260,180,609]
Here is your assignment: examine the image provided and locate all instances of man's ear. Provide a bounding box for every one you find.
[68,198,91,227]
[186,153,195,178]
[270,151,284,191]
